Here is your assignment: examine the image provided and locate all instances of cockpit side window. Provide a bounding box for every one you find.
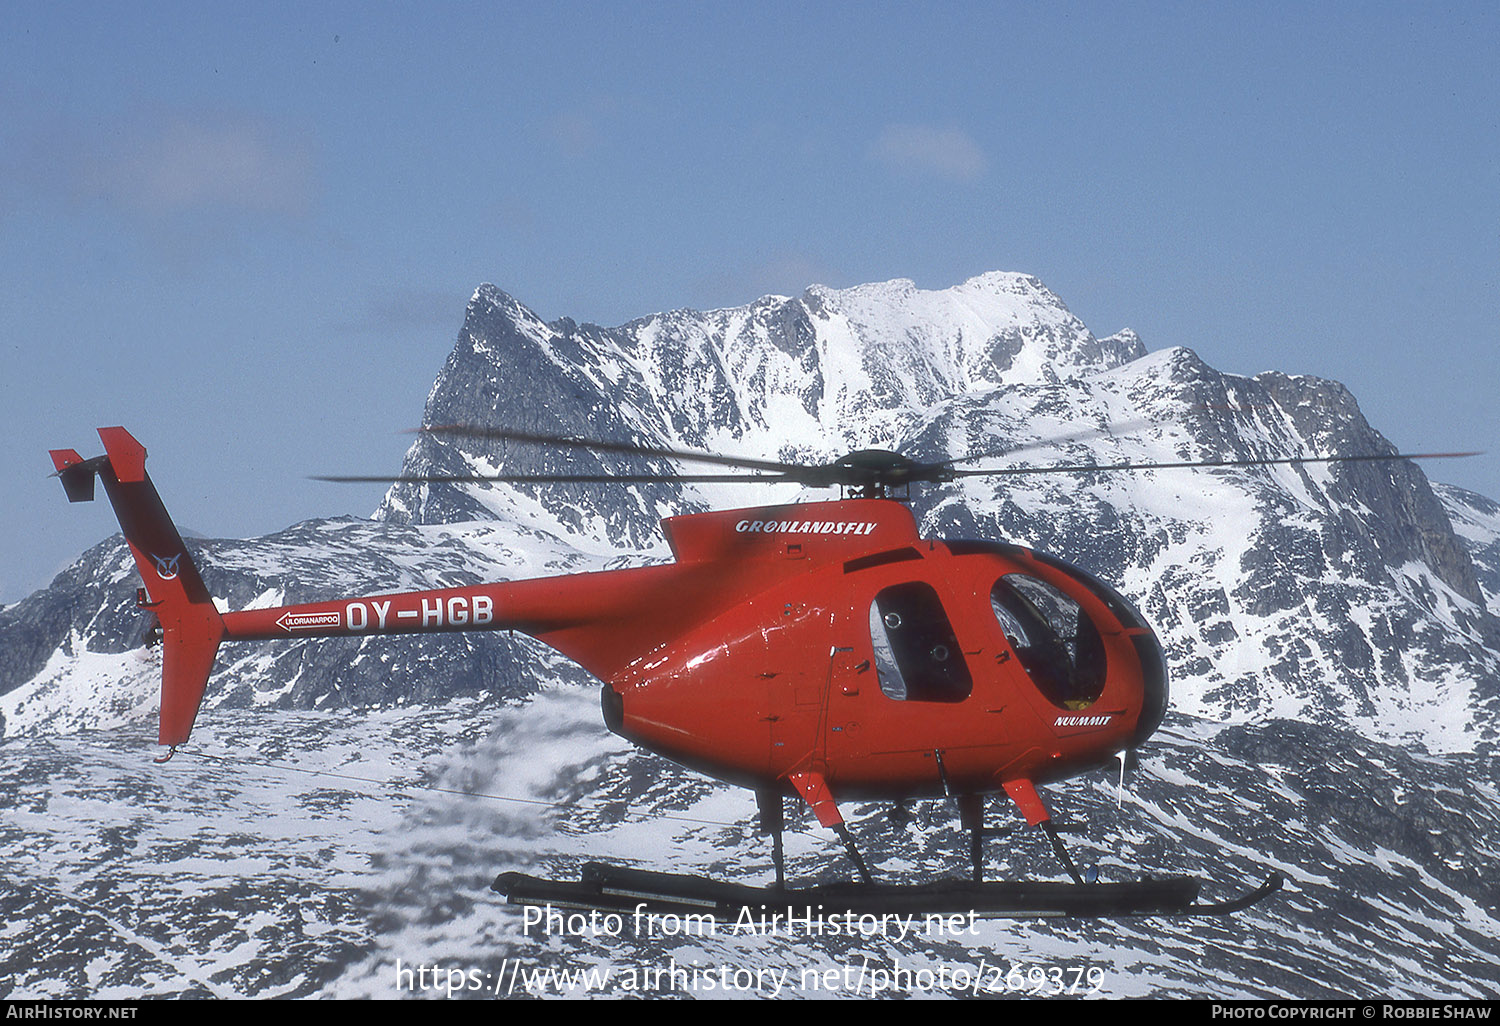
[990,574,1105,709]
[868,581,973,703]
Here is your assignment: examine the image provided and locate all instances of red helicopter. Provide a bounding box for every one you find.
[51,425,1466,917]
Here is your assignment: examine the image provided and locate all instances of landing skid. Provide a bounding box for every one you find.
[492,862,1282,920]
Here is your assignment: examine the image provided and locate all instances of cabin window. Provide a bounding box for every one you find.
[868,581,973,703]
[990,574,1105,709]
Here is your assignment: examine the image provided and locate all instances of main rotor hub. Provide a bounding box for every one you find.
[831,449,924,499]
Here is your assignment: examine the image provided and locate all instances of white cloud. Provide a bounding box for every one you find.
[870,123,987,182]
[545,94,631,158]
[83,113,316,217]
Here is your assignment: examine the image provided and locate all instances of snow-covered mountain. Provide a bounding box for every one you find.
[377,272,1498,751]
[3,271,1498,998]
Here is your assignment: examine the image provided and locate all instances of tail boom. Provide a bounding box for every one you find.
[215,564,706,682]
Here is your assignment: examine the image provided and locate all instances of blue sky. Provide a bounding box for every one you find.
[4,2,1497,602]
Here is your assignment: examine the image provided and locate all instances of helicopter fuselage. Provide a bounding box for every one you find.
[216,497,1167,825]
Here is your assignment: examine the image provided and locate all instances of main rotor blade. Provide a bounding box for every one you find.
[419,425,809,475]
[927,419,1158,471]
[313,472,796,485]
[949,450,1482,479]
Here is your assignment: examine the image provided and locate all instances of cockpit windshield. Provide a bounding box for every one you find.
[989,574,1105,709]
